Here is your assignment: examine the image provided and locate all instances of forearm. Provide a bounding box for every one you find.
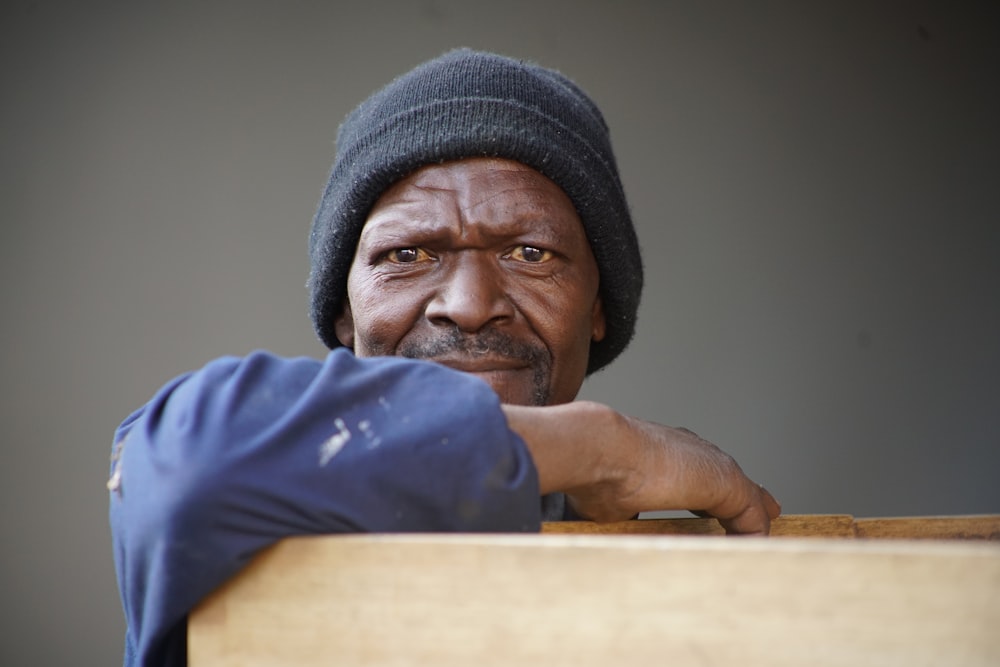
[501,400,623,496]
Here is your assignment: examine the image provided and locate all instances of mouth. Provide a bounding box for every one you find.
[429,355,543,405]
[429,355,531,374]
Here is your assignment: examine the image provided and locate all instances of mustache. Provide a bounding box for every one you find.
[398,327,548,366]
[398,327,553,405]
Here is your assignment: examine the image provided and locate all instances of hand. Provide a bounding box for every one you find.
[502,401,781,535]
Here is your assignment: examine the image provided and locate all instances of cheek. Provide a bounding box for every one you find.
[523,298,594,404]
[347,275,426,356]
[521,280,598,364]
[559,306,600,372]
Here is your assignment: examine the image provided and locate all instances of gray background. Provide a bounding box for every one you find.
[2,1,997,664]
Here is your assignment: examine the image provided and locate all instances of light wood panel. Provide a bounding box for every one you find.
[190,520,1000,666]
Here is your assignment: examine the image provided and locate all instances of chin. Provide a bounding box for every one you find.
[472,371,549,406]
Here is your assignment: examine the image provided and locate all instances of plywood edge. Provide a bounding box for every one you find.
[543,513,1000,540]
[543,513,857,537]
[854,514,1000,540]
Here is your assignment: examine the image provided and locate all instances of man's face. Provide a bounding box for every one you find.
[335,157,605,406]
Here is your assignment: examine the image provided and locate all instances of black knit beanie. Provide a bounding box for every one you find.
[308,48,643,374]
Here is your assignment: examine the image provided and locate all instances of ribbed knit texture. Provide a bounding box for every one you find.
[309,48,643,374]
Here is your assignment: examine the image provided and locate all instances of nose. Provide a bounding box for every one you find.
[424,253,515,333]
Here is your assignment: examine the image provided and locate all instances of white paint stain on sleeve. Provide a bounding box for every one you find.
[357,419,382,449]
[107,435,128,495]
[318,418,351,466]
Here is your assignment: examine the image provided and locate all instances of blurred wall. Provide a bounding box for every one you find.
[2,1,997,664]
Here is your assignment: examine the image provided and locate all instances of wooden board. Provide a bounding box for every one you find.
[543,513,1000,539]
[190,530,1000,667]
[854,515,1000,540]
[542,513,858,537]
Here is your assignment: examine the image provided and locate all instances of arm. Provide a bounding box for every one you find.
[502,401,780,535]
[110,349,540,666]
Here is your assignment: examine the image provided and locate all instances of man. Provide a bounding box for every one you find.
[110,49,779,667]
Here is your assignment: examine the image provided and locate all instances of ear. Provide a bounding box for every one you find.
[590,296,606,342]
[334,300,356,348]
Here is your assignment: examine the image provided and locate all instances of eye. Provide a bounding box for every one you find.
[384,247,431,264]
[509,245,553,263]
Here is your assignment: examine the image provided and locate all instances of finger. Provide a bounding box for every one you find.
[719,505,771,536]
[759,485,782,520]
[714,482,778,536]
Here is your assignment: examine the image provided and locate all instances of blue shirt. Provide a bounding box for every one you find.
[109,349,543,666]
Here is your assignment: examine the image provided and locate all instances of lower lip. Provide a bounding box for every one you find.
[465,367,528,381]
[466,368,537,402]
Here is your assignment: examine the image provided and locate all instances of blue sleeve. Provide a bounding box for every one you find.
[109,348,541,667]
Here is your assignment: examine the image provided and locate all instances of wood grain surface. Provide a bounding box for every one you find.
[189,515,1000,666]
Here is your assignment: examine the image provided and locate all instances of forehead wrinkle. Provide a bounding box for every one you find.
[459,178,577,232]
[460,185,552,213]
[380,177,487,239]
[362,184,453,235]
